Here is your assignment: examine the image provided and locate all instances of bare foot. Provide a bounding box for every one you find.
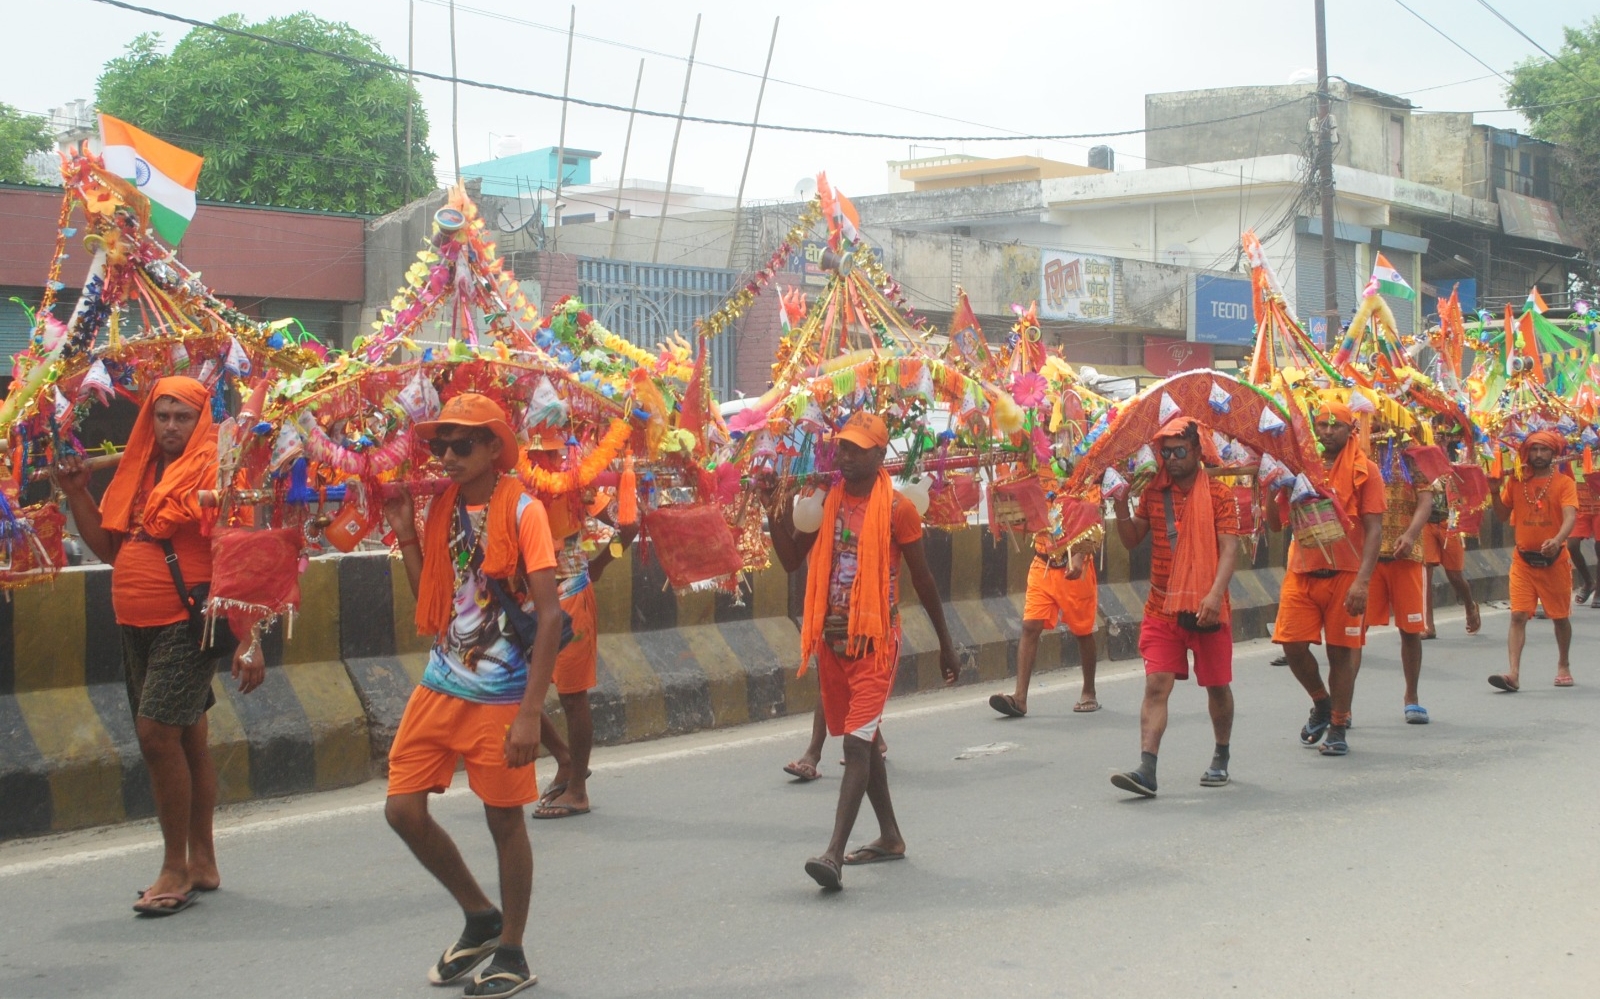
[1465,603,1481,634]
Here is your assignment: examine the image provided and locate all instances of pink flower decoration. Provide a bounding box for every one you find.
[1011,372,1048,408]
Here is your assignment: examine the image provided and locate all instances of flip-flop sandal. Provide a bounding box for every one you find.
[132,890,199,917]
[1200,767,1229,787]
[531,802,590,820]
[538,768,593,805]
[1110,771,1157,797]
[465,965,537,997]
[1404,704,1430,724]
[989,693,1026,717]
[843,845,907,866]
[782,761,821,781]
[429,937,501,985]
[1318,737,1349,756]
[804,856,843,889]
[1073,699,1101,712]
[1488,674,1521,692]
[1554,675,1576,687]
[136,884,217,896]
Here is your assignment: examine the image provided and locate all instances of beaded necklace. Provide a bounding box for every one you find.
[1521,473,1554,515]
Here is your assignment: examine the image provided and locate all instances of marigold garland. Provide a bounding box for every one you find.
[515,418,631,496]
[586,325,694,382]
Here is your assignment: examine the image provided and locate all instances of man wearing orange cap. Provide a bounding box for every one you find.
[1109,417,1243,796]
[382,393,564,995]
[1268,394,1386,757]
[1362,447,1439,724]
[765,409,961,890]
[1487,430,1577,691]
[54,376,263,917]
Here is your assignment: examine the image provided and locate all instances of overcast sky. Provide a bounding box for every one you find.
[5,0,1596,205]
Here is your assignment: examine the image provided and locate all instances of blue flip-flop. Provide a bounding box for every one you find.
[1404,704,1430,724]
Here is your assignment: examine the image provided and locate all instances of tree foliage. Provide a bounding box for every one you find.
[95,13,437,214]
[0,103,53,184]
[1506,18,1600,288]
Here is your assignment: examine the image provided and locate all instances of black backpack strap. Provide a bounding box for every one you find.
[158,538,197,611]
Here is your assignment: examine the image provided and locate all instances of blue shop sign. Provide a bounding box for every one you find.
[1190,275,1255,345]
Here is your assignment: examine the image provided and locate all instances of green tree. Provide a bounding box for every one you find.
[96,13,436,214]
[1506,17,1600,288]
[0,103,52,184]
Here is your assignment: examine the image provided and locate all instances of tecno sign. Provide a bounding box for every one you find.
[1188,274,1255,346]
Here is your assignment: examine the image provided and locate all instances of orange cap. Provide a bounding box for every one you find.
[833,410,889,449]
[416,393,520,471]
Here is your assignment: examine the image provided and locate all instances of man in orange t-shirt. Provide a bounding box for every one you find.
[54,376,263,917]
[1487,430,1577,691]
[1566,466,1600,607]
[989,508,1101,718]
[1363,450,1437,725]
[1267,394,1385,757]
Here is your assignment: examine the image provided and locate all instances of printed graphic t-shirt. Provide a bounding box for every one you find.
[1501,473,1579,552]
[825,491,923,623]
[420,495,558,705]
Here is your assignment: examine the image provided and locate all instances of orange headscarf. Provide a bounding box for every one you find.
[1151,418,1218,615]
[414,473,531,638]
[1315,392,1369,527]
[799,469,896,675]
[100,376,216,539]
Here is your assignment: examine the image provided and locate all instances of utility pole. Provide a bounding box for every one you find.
[449,0,460,183]
[405,0,414,203]
[1314,0,1340,332]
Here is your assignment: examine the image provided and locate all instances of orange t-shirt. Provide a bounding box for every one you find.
[1576,475,1600,516]
[825,492,923,621]
[1289,452,1387,574]
[1500,473,1579,550]
[111,462,213,628]
[1136,478,1243,621]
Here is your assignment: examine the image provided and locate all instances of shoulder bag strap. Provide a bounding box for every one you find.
[158,538,197,610]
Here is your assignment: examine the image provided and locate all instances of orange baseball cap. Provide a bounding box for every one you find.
[833,410,889,449]
[416,393,520,471]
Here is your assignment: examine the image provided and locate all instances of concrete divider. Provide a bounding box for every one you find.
[0,513,1516,839]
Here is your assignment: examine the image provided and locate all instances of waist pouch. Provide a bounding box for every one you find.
[1175,611,1223,634]
[1518,548,1556,569]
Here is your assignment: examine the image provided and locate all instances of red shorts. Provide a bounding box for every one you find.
[818,633,900,741]
[387,686,538,808]
[1274,570,1368,648]
[1365,558,1427,633]
[1138,615,1233,687]
[552,586,598,695]
[1423,522,1465,571]
[1022,557,1098,636]
[1570,513,1600,541]
[1509,554,1572,619]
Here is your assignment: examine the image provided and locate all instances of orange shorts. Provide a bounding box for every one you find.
[1423,522,1465,571]
[1274,570,1368,648]
[553,586,598,695]
[386,686,538,807]
[818,633,900,741]
[1570,513,1600,541]
[1365,558,1427,633]
[1022,556,1098,637]
[1509,554,1572,619]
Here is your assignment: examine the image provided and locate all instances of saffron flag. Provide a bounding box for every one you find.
[99,113,203,246]
[1365,252,1416,301]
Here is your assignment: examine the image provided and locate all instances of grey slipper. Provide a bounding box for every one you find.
[1200,767,1229,787]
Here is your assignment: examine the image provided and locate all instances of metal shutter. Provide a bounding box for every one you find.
[0,287,44,365]
[1294,235,1362,325]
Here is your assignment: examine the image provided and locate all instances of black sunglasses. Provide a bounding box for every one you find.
[1159,445,1190,460]
[428,436,483,458]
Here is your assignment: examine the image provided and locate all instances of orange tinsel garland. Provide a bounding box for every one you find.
[515,418,631,496]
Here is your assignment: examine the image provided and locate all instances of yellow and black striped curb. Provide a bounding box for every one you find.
[0,516,1517,839]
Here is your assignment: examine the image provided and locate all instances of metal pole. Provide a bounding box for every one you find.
[653,13,702,264]
[550,5,576,250]
[726,16,780,269]
[404,0,414,203]
[1314,0,1339,326]
[609,59,645,259]
[449,0,460,183]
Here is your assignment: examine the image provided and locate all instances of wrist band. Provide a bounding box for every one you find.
[396,536,420,550]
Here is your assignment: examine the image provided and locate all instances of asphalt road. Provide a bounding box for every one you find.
[1,603,1596,999]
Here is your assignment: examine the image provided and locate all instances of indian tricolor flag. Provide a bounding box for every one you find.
[1366,252,1416,301]
[99,113,203,246]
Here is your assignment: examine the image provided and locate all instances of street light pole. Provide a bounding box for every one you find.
[1315,0,1340,330]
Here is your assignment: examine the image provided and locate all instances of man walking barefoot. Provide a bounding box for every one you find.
[54,377,263,917]
[1487,431,1578,692]
[382,394,563,997]
[766,411,960,890]
[1108,418,1242,796]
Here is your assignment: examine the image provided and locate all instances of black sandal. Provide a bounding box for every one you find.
[428,937,501,986]
[465,965,537,997]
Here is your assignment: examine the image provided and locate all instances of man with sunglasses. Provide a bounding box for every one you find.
[1109,418,1243,796]
[382,393,563,997]
[1268,394,1386,758]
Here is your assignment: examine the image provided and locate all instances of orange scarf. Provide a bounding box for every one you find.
[415,474,529,638]
[1155,471,1219,616]
[799,470,895,675]
[1323,434,1369,528]
[100,376,216,539]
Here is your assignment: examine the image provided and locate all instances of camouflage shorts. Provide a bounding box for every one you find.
[121,622,217,727]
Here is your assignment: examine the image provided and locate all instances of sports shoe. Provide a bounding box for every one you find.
[1300,705,1331,746]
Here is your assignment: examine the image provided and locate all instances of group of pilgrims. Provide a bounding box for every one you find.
[3,139,1593,994]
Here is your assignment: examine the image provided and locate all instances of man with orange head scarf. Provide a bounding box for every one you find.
[1267,391,1386,757]
[54,376,263,917]
[1487,429,1578,690]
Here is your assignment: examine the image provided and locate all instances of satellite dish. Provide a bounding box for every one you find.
[793,176,818,202]
[1287,68,1317,85]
